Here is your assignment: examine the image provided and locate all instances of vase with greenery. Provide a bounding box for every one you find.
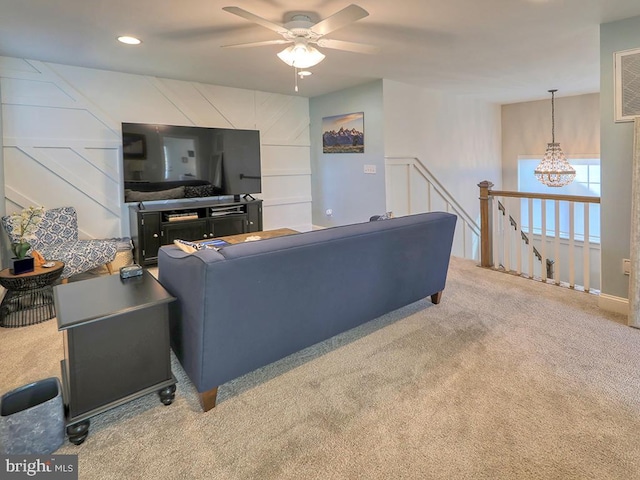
[7,206,45,274]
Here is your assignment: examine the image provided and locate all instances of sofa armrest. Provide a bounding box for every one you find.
[158,247,224,392]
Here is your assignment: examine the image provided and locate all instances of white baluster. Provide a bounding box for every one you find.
[462,222,467,258]
[493,196,501,269]
[569,202,575,288]
[554,200,560,285]
[528,198,534,278]
[425,181,430,213]
[516,198,522,275]
[503,199,511,272]
[583,203,590,292]
[541,199,547,282]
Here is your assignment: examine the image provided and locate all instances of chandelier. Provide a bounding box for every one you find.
[534,89,575,187]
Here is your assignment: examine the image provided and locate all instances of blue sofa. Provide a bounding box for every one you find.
[158,212,457,411]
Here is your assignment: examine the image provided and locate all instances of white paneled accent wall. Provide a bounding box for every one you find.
[385,157,480,261]
[382,79,503,226]
[0,56,312,240]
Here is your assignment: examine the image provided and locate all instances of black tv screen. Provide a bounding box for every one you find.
[121,123,261,203]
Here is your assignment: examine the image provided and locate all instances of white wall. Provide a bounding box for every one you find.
[382,80,502,225]
[0,56,312,256]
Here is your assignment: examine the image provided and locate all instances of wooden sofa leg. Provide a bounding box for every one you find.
[431,291,443,305]
[105,263,113,275]
[61,278,69,284]
[199,387,219,412]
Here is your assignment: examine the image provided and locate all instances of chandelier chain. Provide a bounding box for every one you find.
[534,89,575,188]
[549,89,556,144]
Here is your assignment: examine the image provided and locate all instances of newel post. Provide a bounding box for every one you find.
[478,181,494,267]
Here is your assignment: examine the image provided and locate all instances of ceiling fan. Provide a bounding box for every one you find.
[221,4,379,69]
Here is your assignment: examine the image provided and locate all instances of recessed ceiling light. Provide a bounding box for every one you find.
[117,36,142,45]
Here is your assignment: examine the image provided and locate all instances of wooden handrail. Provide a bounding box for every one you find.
[489,190,600,204]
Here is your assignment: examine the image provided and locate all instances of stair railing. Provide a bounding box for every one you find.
[496,199,555,278]
[478,181,601,292]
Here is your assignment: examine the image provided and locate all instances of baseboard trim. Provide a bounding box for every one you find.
[598,293,629,317]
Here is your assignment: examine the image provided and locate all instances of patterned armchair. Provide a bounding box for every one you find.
[2,206,117,281]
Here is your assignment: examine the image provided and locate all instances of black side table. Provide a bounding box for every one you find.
[0,261,64,328]
[54,270,177,445]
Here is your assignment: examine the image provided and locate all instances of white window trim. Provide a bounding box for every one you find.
[517,153,601,243]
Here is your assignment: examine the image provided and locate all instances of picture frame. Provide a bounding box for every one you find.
[322,112,364,154]
[614,47,640,123]
[123,133,147,159]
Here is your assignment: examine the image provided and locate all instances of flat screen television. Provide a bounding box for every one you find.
[121,122,261,203]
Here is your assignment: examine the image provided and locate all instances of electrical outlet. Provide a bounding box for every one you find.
[623,258,631,275]
[364,164,376,174]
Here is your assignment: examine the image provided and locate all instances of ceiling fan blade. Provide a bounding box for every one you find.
[310,4,369,36]
[222,6,290,35]
[221,39,291,49]
[316,39,379,54]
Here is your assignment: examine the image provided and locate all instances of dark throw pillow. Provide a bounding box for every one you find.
[370,211,394,221]
[184,185,215,198]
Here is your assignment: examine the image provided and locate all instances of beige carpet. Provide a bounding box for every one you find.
[1,257,639,479]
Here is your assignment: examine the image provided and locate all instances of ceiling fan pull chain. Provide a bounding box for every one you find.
[295,67,299,92]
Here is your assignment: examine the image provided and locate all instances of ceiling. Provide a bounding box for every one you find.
[1,0,640,105]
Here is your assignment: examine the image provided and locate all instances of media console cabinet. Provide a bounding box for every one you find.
[129,198,263,266]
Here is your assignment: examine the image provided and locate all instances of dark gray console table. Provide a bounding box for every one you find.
[54,270,176,445]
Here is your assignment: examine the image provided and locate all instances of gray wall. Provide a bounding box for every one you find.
[600,14,640,299]
[309,80,386,227]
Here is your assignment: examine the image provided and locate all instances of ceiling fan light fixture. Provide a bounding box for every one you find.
[117,35,142,45]
[277,40,325,68]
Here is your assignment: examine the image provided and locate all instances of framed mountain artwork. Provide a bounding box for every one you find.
[322,112,364,154]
